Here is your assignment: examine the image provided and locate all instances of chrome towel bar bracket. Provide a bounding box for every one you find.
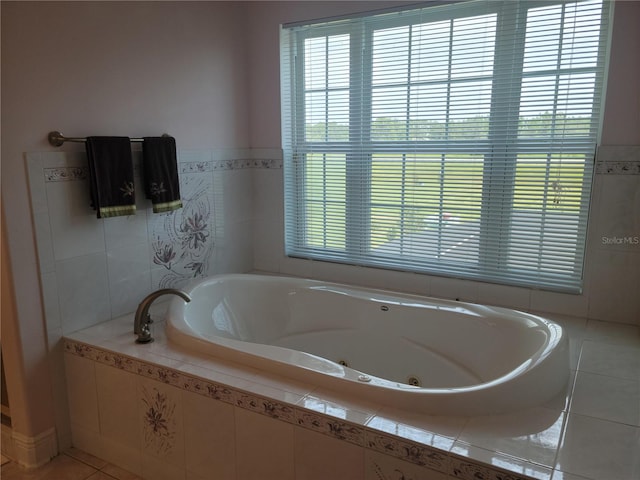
[48,131,170,147]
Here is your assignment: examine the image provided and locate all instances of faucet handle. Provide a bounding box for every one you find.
[136,320,154,344]
[134,288,191,344]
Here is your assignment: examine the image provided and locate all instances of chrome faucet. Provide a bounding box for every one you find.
[134,288,191,344]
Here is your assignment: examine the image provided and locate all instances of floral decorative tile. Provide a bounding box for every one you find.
[64,340,100,361]
[296,410,366,446]
[44,166,89,182]
[39,149,281,302]
[249,158,283,169]
[136,362,182,388]
[236,392,297,423]
[43,153,282,184]
[366,432,449,473]
[199,380,236,405]
[141,384,178,457]
[180,161,213,174]
[210,158,283,170]
[150,172,215,289]
[449,456,535,480]
[595,160,640,175]
[97,350,137,373]
[366,450,447,480]
[63,339,547,480]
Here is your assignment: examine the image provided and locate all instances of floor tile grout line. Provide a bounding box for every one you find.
[1,449,142,480]
[63,450,135,480]
[63,450,127,479]
[63,450,102,470]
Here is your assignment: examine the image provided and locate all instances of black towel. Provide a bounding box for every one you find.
[142,136,183,213]
[85,136,136,218]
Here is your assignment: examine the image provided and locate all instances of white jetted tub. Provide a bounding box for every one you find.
[165,274,569,416]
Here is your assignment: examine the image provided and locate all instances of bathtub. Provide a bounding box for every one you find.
[165,274,569,416]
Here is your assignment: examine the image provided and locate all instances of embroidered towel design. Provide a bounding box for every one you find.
[142,136,183,213]
[85,136,136,218]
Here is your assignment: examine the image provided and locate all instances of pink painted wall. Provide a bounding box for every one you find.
[600,0,640,145]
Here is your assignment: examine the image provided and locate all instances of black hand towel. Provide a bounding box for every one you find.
[142,136,183,213]
[85,136,136,218]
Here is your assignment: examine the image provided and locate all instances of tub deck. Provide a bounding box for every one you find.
[63,306,640,480]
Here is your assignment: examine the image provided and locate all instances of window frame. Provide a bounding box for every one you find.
[281,0,610,293]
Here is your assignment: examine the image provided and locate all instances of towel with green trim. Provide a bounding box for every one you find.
[86,136,136,218]
[142,136,183,213]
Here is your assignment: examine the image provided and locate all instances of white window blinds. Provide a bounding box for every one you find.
[281,0,611,293]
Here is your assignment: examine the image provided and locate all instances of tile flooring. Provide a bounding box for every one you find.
[0,448,141,480]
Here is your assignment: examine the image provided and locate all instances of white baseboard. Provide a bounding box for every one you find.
[2,426,58,469]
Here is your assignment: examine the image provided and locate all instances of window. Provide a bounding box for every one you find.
[280,0,610,292]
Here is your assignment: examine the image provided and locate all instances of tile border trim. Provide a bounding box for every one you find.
[63,338,539,480]
[44,167,89,182]
[594,160,640,175]
[595,146,640,174]
[42,157,640,181]
[43,157,282,182]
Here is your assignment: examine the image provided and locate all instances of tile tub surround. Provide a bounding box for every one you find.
[26,148,282,333]
[26,148,280,451]
[63,309,640,480]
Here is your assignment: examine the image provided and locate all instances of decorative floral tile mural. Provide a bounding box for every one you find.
[28,149,277,335]
[141,384,178,457]
[366,451,432,480]
[65,338,546,480]
[150,166,215,288]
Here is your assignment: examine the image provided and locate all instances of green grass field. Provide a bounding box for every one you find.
[303,152,588,249]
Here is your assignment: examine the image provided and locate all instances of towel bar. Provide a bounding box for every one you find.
[48,131,170,147]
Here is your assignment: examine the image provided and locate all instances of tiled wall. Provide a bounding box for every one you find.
[26,144,639,457]
[66,351,396,480]
[253,145,640,325]
[587,146,640,322]
[61,344,503,480]
[27,145,639,337]
[27,148,284,334]
[26,147,281,449]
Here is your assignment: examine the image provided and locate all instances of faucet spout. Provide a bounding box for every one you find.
[134,288,191,344]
